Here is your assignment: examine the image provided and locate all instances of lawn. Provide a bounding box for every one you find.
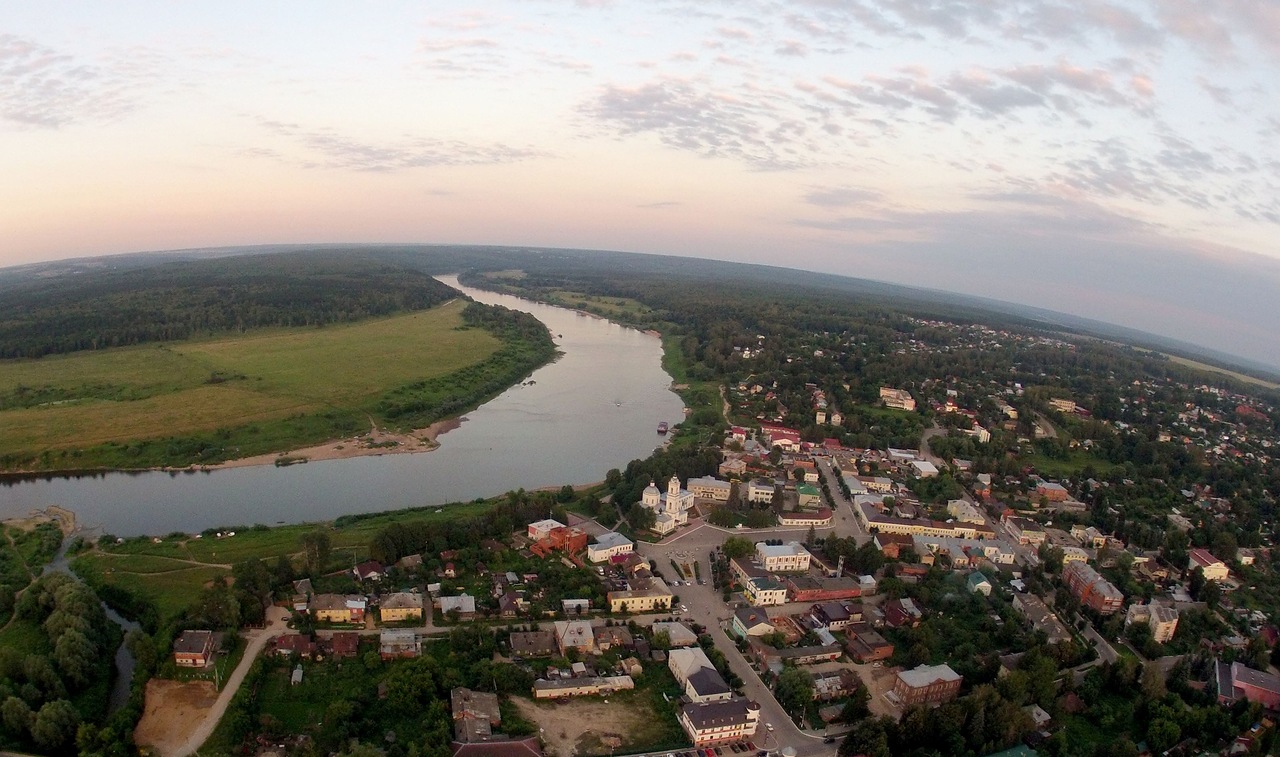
[547,290,653,320]
[0,300,500,461]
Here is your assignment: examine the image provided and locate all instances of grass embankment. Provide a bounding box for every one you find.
[0,298,554,472]
[72,500,497,625]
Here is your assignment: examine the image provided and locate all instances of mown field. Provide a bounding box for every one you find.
[71,500,498,623]
[0,300,500,467]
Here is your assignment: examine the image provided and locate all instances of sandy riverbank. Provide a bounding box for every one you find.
[198,417,464,471]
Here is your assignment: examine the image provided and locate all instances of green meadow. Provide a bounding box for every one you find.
[0,300,504,470]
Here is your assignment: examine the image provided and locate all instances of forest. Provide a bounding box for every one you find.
[0,250,459,359]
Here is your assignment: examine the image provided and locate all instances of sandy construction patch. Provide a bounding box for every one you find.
[512,697,646,757]
[134,679,219,757]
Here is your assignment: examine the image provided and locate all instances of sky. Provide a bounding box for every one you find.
[2,2,1279,370]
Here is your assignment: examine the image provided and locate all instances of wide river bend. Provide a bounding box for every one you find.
[0,278,685,536]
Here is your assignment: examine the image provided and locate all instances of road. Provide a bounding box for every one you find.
[177,605,290,757]
[636,524,839,757]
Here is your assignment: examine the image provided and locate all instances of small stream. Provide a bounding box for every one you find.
[44,535,140,714]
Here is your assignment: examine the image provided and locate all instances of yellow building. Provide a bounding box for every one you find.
[379,592,424,623]
[608,577,673,613]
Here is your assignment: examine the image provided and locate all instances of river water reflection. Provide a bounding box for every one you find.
[0,277,685,536]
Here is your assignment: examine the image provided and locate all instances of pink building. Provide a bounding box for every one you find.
[1218,661,1280,710]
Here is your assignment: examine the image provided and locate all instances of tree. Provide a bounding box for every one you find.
[839,716,894,757]
[1147,718,1181,753]
[775,667,814,717]
[30,700,80,751]
[840,683,871,722]
[54,628,97,688]
[1,696,32,736]
[626,502,656,531]
[300,530,332,575]
[722,536,754,559]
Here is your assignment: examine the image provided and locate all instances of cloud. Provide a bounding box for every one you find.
[579,78,811,169]
[803,186,881,208]
[0,34,141,128]
[252,120,542,171]
[638,200,682,209]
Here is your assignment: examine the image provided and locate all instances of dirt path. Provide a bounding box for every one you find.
[96,552,232,570]
[144,605,289,757]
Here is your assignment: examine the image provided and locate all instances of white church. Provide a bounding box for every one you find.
[642,475,695,535]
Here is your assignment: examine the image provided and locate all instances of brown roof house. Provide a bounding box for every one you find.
[173,630,216,668]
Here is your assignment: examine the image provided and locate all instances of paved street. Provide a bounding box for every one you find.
[636,523,839,757]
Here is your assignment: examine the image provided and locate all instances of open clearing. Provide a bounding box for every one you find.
[506,696,655,757]
[134,678,220,757]
[0,300,498,456]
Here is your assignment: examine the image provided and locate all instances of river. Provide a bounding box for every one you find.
[0,278,685,536]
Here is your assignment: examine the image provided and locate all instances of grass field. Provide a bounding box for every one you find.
[547,289,653,320]
[72,500,497,622]
[0,300,500,464]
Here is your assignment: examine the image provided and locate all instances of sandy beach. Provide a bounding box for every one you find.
[199,417,464,471]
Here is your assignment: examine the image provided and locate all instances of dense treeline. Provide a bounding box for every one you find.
[376,302,556,427]
[0,251,458,359]
[0,574,121,755]
[366,491,561,565]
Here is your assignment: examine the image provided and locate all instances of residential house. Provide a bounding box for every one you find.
[1189,548,1230,581]
[967,572,993,596]
[688,476,733,501]
[883,598,923,628]
[380,629,420,660]
[755,542,811,572]
[329,632,360,658]
[811,670,861,700]
[310,594,367,624]
[380,592,424,623]
[946,500,986,524]
[509,630,558,658]
[1061,546,1089,565]
[811,602,853,631]
[438,594,477,621]
[273,634,317,659]
[893,664,963,707]
[1011,593,1072,645]
[1062,562,1124,614]
[353,560,386,582]
[651,621,699,648]
[1217,661,1280,710]
[451,687,502,743]
[874,532,915,559]
[1125,603,1180,643]
[845,624,893,663]
[777,508,833,527]
[670,647,732,704]
[173,630,216,668]
[1005,517,1046,546]
[785,575,861,603]
[593,626,634,652]
[587,532,634,563]
[731,606,775,638]
[880,387,917,411]
[527,519,565,541]
[678,698,761,746]
[1036,482,1070,502]
[532,676,634,699]
[553,620,597,656]
[743,577,788,607]
[607,576,672,613]
[910,460,939,478]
